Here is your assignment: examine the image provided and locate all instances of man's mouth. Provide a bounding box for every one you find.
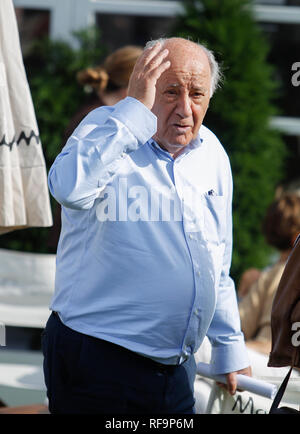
[173,124,192,132]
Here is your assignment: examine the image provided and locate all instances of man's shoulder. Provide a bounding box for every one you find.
[200,124,220,143]
[199,124,228,158]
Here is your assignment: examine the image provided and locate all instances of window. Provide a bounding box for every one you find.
[259,22,300,118]
[15,8,50,58]
[256,0,300,5]
[281,135,300,184]
[96,13,176,52]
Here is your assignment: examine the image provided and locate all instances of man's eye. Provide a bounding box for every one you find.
[165,89,177,95]
[192,93,203,98]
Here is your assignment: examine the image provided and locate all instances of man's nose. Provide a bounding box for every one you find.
[176,94,192,118]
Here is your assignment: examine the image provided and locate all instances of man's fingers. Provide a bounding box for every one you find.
[217,367,252,396]
[144,47,169,72]
[130,43,169,83]
[216,378,236,396]
[127,42,170,110]
[150,58,171,81]
[143,47,170,83]
[133,42,163,72]
[143,41,164,65]
[226,372,238,395]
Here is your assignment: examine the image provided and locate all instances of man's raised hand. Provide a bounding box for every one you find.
[127,42,170,111]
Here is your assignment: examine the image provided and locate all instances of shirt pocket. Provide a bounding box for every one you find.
[201,193,226,245]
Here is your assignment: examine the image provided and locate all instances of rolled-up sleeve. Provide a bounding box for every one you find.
[48,97,157,210]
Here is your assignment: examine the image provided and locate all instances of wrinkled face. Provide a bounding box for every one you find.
[151,41,211,152]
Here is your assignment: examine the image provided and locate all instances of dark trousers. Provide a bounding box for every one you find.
[42,312,196,414]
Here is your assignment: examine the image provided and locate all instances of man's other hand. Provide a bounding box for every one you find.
[217,366,252,396]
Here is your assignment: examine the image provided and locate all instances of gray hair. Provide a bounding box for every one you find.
[145,38,222,97]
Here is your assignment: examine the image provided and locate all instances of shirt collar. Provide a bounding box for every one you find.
[148,134,203,159]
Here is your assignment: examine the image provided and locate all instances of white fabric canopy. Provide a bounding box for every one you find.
[0,0,52,234]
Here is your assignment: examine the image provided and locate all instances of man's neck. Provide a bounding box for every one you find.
[156,142,187,159]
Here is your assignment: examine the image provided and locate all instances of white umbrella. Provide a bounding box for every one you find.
[0,0,52,235]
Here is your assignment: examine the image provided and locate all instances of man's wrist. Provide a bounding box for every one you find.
[112,96,157,144]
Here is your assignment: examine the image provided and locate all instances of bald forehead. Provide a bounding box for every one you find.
[162,38,210,73]
[164,38,208,59]
[163,38,201,51]
[158,41,209,86]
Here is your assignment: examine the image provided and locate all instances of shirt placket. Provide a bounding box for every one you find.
[173,156,205,364]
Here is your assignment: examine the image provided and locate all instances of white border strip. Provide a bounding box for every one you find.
[89,1,300,24]
[270,117,300,136]
[254,5,300,24]
[89,0,183,16]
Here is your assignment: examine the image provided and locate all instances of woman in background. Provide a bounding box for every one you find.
[63,45,143,143]
[238,193,300,355]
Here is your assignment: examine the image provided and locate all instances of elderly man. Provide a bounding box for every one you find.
[44,37,251,414]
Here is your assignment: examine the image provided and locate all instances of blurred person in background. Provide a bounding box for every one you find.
[63,45,143,142]
[238,193,300,355]
[237,179,300,298]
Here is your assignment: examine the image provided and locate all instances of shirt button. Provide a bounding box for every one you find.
[183,346,191,356]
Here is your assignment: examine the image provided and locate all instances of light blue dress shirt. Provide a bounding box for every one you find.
[48,96,249,374]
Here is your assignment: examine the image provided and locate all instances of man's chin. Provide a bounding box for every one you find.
[154,134,192,152]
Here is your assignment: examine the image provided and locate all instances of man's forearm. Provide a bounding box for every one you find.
[48,97,156,210]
